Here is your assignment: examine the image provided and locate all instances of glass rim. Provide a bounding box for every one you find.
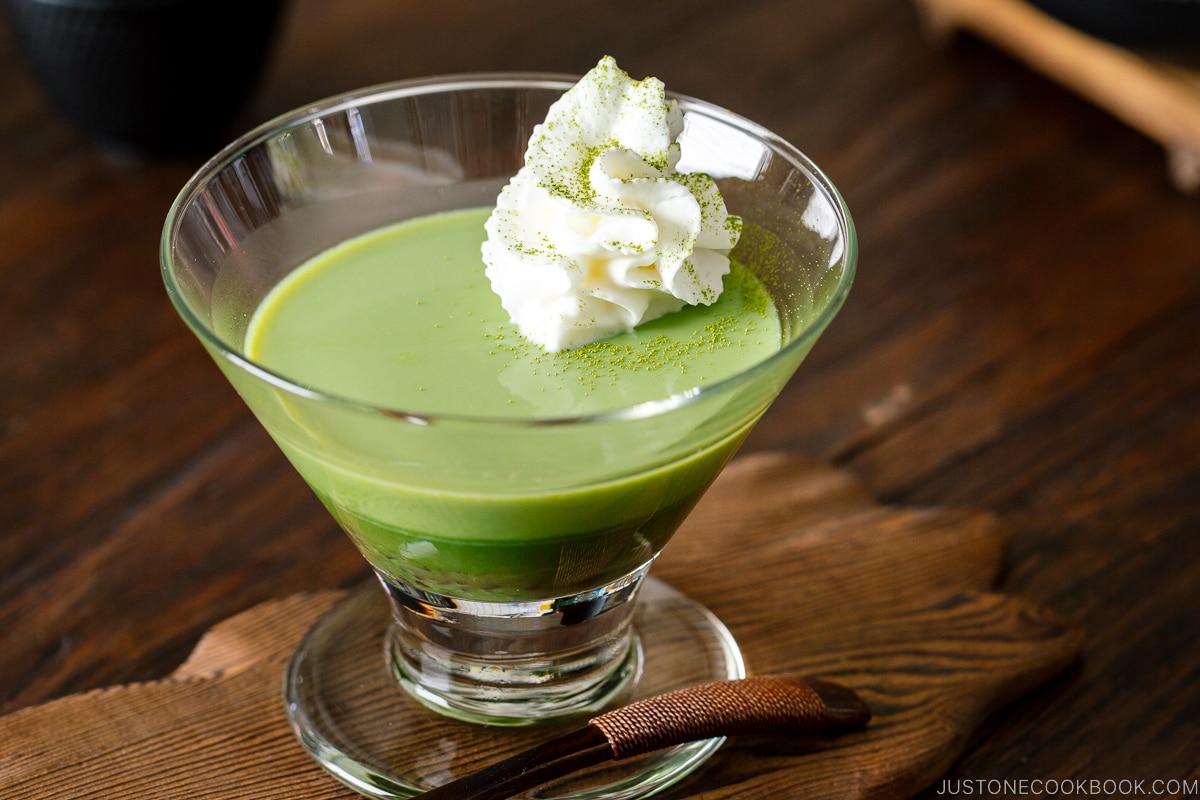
[160,71,858,427]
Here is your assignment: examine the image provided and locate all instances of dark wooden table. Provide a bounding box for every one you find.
[2,1,1197,798]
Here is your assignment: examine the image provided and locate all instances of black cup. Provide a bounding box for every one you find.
[1,0,286,157]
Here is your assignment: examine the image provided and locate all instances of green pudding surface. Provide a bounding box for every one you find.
[239,207,784,599]
[246,207,780,419]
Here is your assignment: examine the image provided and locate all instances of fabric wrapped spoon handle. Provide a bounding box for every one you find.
[416,675,871,800]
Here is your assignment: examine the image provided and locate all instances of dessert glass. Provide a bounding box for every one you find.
[161,74,856,799]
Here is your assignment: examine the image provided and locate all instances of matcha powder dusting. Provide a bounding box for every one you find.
[481,56,744,353]
[485,259,779,406]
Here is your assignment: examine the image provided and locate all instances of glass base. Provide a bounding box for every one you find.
[284,576,745,799]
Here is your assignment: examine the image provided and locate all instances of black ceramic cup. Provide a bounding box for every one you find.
[1,0,286,157]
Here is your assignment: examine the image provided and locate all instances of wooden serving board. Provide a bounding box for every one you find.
[0,453,1083,800]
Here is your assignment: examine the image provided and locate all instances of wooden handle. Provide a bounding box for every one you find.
[590,675,870,760]
[416,675,870,799]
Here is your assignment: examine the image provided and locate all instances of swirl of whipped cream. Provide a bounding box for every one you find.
[482,56,742,352]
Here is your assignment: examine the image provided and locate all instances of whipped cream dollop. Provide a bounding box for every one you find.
[482,56,742,351]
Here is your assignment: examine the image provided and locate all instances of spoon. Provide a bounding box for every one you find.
[416,674,871,800]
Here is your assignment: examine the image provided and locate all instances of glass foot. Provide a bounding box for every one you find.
[284,576,745,799]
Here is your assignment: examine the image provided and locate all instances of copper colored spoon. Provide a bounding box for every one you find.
[416,675,871,800]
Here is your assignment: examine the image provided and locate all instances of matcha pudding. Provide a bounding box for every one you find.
[209,58,840,605]
[243,205,782,599]
[163,56,855,789]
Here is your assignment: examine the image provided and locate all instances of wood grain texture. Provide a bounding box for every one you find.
[0,454,1081,800]
[3,0,1198,797]
[913,0,1200,191]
